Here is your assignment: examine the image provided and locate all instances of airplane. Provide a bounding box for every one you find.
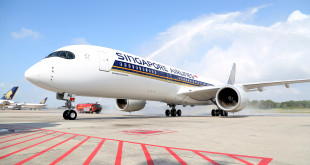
[0,86,19,107]
[24,45,310,120]
[11,97,48,110]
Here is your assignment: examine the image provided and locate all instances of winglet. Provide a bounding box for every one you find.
[227,63,236,85]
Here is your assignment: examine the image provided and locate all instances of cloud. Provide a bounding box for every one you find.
[11,28,42,40]
[0,83,4,87]
[72,37,90,45]
[142,9,310,85]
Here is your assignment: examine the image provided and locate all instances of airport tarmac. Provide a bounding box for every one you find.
[0,109,309,165]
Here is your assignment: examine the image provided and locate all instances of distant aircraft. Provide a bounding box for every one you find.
[24,45,310,120]
[0,86,19,106]
[12,97,48,110]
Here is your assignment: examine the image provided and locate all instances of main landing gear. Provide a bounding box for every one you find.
[165,104,182,117]
[211,109,228,116]
[57,93,77,120]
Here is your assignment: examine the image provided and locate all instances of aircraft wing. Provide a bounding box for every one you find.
[242,79,310,91]
[178,86,221,101]
[178,79,310,101]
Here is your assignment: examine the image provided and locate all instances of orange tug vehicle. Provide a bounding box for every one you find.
[76,103,102,114]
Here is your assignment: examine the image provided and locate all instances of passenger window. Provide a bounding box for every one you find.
[120,62,122,66]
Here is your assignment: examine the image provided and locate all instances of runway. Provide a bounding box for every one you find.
[0,110,309,165]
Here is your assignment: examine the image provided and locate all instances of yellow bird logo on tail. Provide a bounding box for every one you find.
[4,91,13,100]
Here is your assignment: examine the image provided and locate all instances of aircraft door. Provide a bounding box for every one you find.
[99,51,111,72]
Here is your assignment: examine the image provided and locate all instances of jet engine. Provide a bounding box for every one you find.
[116,99,146,112]
[215,85,248,112]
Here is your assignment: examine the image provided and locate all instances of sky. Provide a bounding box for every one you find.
[1,0,310,110]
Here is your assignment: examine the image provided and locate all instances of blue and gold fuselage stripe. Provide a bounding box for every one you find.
[111,60,213,87]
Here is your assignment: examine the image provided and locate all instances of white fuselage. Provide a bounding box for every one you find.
[0,100,14,106]
[25,45,220,106]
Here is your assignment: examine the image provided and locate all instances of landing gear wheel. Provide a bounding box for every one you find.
[224,111,228,116]
[216,110,220,116]
[211,109,215,116]
[63,110,70,120]
[165,109,171,117]
[220,110,226,116]
[68,110,77,120]
[171,109,177,117]
[177,110,182,116]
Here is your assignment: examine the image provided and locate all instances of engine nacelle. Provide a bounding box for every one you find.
[116,99,146,112]
[215,85,248,112]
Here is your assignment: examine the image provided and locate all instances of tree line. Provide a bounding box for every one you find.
[248,100,310,109]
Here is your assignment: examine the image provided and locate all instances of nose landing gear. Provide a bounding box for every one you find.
[62,101,77,120]
[57,93,77,120]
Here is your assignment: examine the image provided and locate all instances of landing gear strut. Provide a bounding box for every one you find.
[165,104,182,117]
[211,109,228,116]
[57,93,77,120]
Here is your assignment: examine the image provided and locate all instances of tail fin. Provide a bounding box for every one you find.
[1,86,19,100]
[40,97,48,104]
[227,63,236,85]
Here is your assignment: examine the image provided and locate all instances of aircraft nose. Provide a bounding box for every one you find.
[25,64,41,83]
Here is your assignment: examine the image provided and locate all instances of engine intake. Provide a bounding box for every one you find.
[216,85,248,112]
[116,99,146,112]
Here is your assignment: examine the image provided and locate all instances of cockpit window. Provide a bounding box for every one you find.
[45,51,75,59]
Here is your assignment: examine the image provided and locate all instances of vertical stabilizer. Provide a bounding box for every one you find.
[40,97,48,104]
[1,86,19,100]
[227,63,236,85]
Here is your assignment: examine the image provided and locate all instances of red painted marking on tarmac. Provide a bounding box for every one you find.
[141,144,154,165]
[0,133,66,159]
[0,131,56,150]
[51,136,91,165]
[0,125,273,164]
[0,131,34,140]
[121,129,176,136]
[15,135,77,165]
[258,157,273,165]
[0,130,48,144]
[165,147,187,165]
[193,151,220,165]
[83,138,106,165]
[123,130,162,134]
[115,141,123,165]
[228,155,254,165]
